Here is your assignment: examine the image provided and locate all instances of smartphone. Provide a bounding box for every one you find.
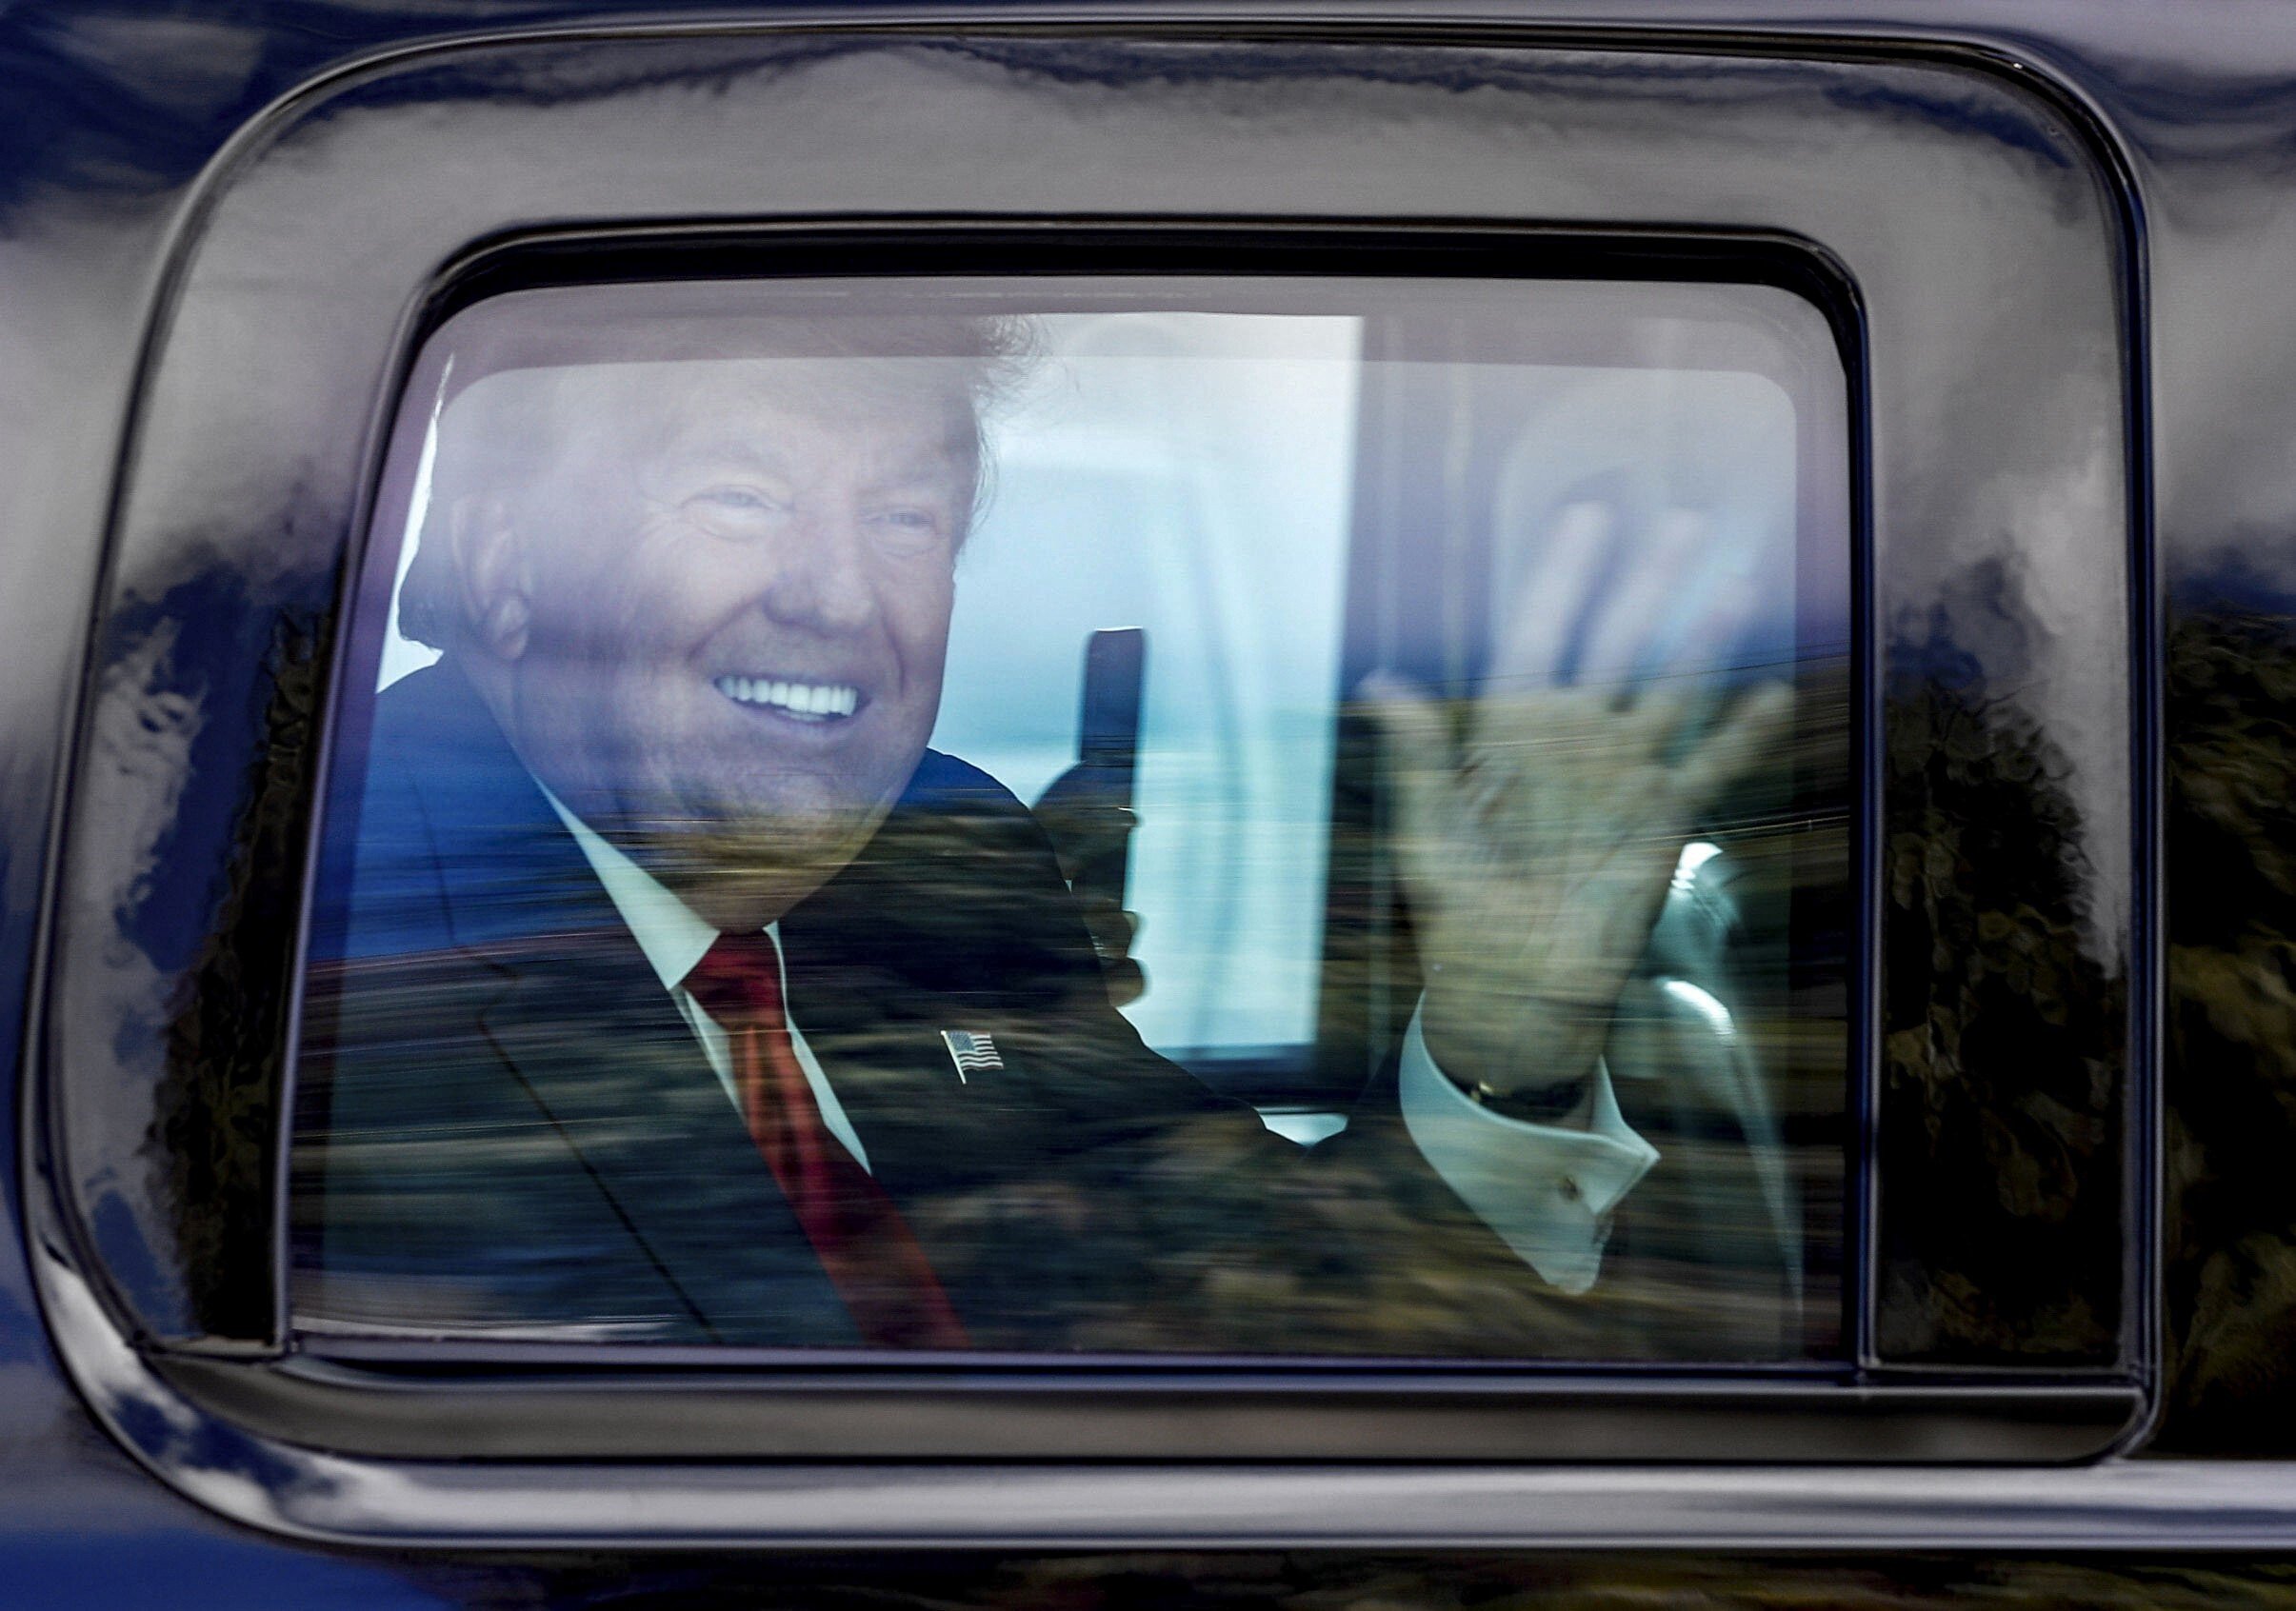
[1080,627,1146,785]
[1069,626,1146,910]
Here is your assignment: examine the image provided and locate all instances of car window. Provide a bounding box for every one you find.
[291,274,1849,1362]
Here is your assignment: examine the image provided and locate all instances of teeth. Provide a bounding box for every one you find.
[715,676,859,719]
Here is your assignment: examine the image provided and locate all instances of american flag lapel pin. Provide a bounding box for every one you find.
[939,1029,1003,1084]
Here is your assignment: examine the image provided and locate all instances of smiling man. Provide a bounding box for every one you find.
[302,304,1801,1358]
[421,352,977,934]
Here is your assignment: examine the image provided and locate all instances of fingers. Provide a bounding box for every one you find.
[1099,956,1146,1008]
[1073,896,1145,1004]
[1576,507,1709,688]
[1612,569,1761,767]
[1495,502,1761,736]
[1616,680,1692,762]
[1502,503,1767,797]
[1359,673,1470,899]
[1661,570,1760,682]
[1047,806,1136,882]
[1034,763,1139,881]
[1671,680,1794,808]
[1359,671,1454,775]
[1083,905,1141,956]
[1494,500,1610,684]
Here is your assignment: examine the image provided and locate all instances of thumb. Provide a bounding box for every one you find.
[1358,671,1452,773]
[1358,673,1467,898]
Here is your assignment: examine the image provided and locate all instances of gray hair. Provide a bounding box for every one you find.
[396,312,1032,652]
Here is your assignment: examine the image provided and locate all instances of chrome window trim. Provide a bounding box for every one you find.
[24,1249,2239,1551]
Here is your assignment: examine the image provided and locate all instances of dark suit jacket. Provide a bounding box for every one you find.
[296,660,1799,1358]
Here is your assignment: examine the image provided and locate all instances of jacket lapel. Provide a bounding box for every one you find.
[776,775,1089,1203]
[406,663,860,1347]
[474,930,861,1348]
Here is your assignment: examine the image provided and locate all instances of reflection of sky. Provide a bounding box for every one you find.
[375,368,445,691]
[936,331,1807,1061]
[1487,365,1807,677]
[936,322,1364,1057]
[372,310,1811,1064]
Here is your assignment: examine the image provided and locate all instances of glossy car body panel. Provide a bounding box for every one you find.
[26,15,2149,1521]
[0,0,2287,1595]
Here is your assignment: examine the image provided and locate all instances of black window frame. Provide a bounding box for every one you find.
[293,235,1866,1370]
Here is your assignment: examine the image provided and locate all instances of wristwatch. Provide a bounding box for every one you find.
[1449,1067,1593,1125]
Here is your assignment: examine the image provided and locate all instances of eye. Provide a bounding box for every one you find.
[865,507,948,550]
[696,487,782,512]
[684,485,789,536]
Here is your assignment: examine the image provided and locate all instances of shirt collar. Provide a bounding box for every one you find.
[535,781,738,992]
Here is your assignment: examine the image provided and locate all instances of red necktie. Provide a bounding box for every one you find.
[684,929,968,1348]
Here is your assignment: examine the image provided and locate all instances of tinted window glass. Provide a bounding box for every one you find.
[293,276,1850,1360]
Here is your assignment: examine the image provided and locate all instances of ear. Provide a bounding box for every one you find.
[447,494,531,661]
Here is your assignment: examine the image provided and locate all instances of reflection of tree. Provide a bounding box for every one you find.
[164,607,2160,1370]
[502,1548,2296,1606]
[2161,609,2296,1448]
[1877,650,2121,1361]
[150,610,318,1338]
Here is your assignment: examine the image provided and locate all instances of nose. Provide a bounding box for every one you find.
[759,504,877,635]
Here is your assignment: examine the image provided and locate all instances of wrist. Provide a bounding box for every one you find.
[1449,1065,1593,1124]
[1419,984,1607,1118]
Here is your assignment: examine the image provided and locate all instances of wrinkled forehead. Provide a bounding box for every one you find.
[437,356,985,487]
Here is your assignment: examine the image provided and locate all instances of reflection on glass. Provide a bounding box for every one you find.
[293,277,1849,1360]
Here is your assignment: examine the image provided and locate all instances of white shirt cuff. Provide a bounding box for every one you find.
[1396,1001,1659,1293]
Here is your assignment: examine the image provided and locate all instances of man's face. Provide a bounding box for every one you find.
[494,359,974,914]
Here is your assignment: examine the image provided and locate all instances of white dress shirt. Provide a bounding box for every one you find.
[540,787,1657,1290]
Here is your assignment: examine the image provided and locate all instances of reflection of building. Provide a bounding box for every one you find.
[934,311,1364,1070]
[931,301,1820,1093]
